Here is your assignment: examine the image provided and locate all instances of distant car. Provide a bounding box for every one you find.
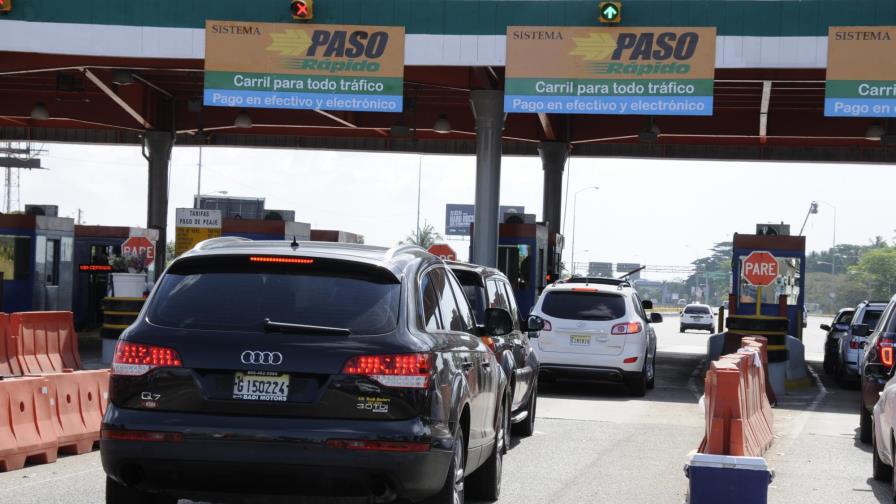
[677,299,688,307]
[822,308,855,375]
[680,304,715,333]
[447,261,541,438]
[872,370,896,486]
[860,295,896,444]
[101,239,511,504]
[838,301,886,385]
[529,280,662,396]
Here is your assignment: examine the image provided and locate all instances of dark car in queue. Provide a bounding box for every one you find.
[859,294,896,444]
[446,261,541,439]
[822,307,855,375]
[101,238,513,504]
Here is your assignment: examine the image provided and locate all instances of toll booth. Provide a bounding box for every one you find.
[496,222,559,316]
[72,225,126,330]
[730,233,807,340]
[0,214,75,312]
[222,218,311,241]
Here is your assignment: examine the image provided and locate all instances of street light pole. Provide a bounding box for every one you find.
[570,186,599,275]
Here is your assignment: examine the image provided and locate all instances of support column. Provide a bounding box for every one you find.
[538,142,569,236]
[469,90,504,268]
[144,131,173,277]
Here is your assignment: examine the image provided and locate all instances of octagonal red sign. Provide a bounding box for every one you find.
[427,244,457,261]
[122,236,156,268]
[742,250,779,287]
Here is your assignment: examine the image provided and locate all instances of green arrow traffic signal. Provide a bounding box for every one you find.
[599,2,621,23]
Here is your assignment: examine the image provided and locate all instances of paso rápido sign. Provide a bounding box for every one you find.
[205,21,404,113]
[505,27,716,116]
[742,251,779,287]
[825,27,896,117]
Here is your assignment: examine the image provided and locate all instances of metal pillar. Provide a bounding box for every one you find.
[469,90,504,268]
[538,142,569,236]
[144,131,173,277]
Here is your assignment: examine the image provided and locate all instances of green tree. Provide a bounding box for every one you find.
[852,246,896,300]
[687,242,732,306]
[402,221,443,249]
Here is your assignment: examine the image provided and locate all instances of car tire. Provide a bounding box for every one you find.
[512,380,537,437]
[646,353,656,390]
[468,397,506,502]
[106,477,176,504]
[423,428,466,504]
[679,326,685,333]
[823,341,836,375]
[627,369,648,397]
[860,402,873,444]
[872,430,893,482]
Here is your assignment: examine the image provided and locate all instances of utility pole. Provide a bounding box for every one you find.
[0,142,48,213]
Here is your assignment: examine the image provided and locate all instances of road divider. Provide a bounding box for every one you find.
[9,311,83,374]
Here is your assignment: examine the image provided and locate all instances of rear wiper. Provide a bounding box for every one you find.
[263,319,352,336]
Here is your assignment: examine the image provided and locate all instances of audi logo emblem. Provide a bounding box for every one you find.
[240,351,284,365]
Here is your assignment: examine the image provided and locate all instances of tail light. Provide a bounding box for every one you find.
[623,356,639,364]
[112,341,182,376]
[542,320,552,332]
[326,439,430,452]
[102,429,183,443]
[849,339,862,350]
[611,321,643,335]
[342,353,433,388]
[481,336,497,353]
[880,334,895,368]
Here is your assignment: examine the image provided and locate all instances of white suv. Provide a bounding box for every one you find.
[529,280,662,396]
[680,303,716,333]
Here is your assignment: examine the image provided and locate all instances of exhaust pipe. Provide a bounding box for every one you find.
[370,481,396,503]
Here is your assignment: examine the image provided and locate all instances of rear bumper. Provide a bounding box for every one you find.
[539,363,638,383]
[681,321,713,330]
[101,405,452,502]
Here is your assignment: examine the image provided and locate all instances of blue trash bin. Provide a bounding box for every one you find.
[685,452,773,504]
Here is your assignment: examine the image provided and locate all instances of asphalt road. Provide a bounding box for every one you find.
[0,314,888,504]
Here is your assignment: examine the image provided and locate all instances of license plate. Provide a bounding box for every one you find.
[233,371,290,402]
[570,335,592,346]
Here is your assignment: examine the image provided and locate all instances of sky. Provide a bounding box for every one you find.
[18,142,896,276]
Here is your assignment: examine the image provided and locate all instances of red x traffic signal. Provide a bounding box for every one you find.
[0,0,12,13]
[291,0,313,20]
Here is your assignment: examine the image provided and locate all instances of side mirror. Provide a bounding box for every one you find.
[820,324,832,332]
[650,313,664,324]
[527,315,545,332]
[852,324,870,337]
[484,308,513,337]
[641,300,654,310]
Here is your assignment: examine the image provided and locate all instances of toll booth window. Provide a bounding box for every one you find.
[45,239,60,285]
[738,257,801,306]
[0,236,31,280]
[498,245,531,291]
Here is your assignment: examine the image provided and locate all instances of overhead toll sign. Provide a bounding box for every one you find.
[505,26,716,116]
[825,26,896,117]
[204,21,405,113]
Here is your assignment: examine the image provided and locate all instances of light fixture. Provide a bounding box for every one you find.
[112,69,134,86]
[638,119,661,143]
[30,102,49,120]
[866,124,884,141]
[234,110,252,128]
[433,114,451,134]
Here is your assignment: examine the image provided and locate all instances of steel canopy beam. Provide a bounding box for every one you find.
[82,68,153,129]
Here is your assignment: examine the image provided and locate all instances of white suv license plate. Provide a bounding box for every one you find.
[570,335,592,346]
[233,371,290,402]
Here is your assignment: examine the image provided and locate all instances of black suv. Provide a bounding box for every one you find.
[447,261,541,438]
[101,238,512,504]
[859,294,896,444]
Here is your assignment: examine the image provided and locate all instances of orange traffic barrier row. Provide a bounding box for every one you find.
[9,311,83,375]
[46,370,110,455]
[699,337,775,458]
[0,313,20,376]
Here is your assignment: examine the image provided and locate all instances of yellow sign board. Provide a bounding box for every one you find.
[204,21,405,112]
[505,26,716,115]
[175,208,222,257]
[825,26,896,117]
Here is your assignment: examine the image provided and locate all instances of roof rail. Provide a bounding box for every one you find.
[385,243,424,260]
[192,236,251,251]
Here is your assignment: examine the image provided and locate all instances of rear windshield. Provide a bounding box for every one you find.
[684,306,711,315]
[541,291,627,321]
[148,256,401,334]
[861,309,884,331]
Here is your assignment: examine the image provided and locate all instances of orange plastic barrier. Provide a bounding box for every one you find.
[9,312,83,375]
[46,370,109,455]
[0,376,58,472]
[700,338,775,458]
[0,313,21,377]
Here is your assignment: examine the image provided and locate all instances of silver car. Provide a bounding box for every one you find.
[837,301,887,385]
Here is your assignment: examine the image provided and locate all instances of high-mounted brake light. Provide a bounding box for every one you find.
[112,341,182,376]
[342,353,433,388]
[249,256,314,265]
[611,321,643,335]
[571,287,599,292]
